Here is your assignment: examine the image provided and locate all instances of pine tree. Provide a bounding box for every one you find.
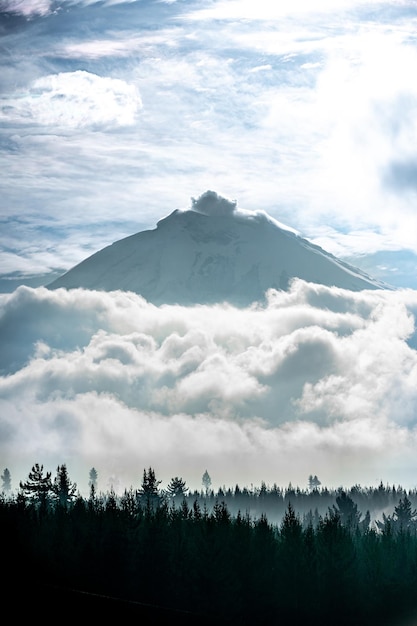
[1,468,11,493]
[316,508,358,618]
[376,495,417,535]
[89,467,98,490]
[279,503,305,614]
[88,467,98,499]
[308,475,321,490]
[281,502,303,542]
[166,476,188,505]
[202,470,212,493]
[138,467,162,510]
[19,463,52,503]
[333,490,363,532]
[52,464,77,508]
[393,495,417,534]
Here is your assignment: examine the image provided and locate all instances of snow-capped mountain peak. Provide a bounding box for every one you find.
[49,191,388,305]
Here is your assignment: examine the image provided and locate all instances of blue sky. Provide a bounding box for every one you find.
[1,0,417,289]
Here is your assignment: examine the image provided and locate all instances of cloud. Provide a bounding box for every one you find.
[384,158,417,192]
[188,191,297,233]
[2,0,53,17]
[0,70,142,128]
[272,30,417,252]
[57,30,182,59]
[183,0,388,21]
[1,282,417,492]
[1,0,144,17]
[191,190,237,216]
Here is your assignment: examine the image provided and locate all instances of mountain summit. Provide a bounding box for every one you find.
[49,191,387,305]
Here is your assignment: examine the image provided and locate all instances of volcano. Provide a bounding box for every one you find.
[49,191,387,305]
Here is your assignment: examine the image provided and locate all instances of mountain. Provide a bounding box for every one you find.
[48,191,388,305]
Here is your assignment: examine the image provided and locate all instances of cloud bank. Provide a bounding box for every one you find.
[1,282,417,493]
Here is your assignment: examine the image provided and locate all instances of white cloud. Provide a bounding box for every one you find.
[1,282,417,492]
[2,0,53,17]
[60,39,144,59]
[2,0,139,18]
[310,35,417,223]
[234,25,417,251]
[0,71,142,129]
[249,64,272,73]
[191,190,237,216]
[58,30,181,59]
[183,0,387,21]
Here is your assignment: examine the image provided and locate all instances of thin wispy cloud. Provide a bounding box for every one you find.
[183,0,387,21]
[2,0,53,17]
[58,30,182,59]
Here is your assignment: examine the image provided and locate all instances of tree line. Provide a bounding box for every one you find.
[3,463,417,624]
[4,464,417,528]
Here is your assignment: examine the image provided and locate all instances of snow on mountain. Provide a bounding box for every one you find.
[49,191,388,305]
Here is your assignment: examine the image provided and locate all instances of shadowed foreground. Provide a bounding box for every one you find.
[12,581,217,624]
[5,467,417,625]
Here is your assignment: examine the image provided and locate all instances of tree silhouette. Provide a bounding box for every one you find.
[202,470,211,493]
[278,502,305,614]
[333,490,364,532]
[316,508,358,620]
[89,467,98,490]
[376,495,417,536]
[166,476,188,505]
[19,463,52,504]
[52,464,77,508]
[138,467,162,510]
[88,467,98,499]
[281,502,303,540]
[308,475,321,490]
[1,468,11,493]
[393,494,417,533]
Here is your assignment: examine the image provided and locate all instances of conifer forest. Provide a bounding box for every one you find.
[3,464,417,625]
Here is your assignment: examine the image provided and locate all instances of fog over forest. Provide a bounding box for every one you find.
[4,463,417,625]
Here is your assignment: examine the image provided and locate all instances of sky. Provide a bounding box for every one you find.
[1,0,417,289]
[2,0,417,494]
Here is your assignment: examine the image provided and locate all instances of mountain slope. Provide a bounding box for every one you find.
[49,191,388,305]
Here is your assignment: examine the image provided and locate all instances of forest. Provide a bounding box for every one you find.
[3,464,417,625]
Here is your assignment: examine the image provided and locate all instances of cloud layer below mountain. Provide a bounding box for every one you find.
[1,281,417,492]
